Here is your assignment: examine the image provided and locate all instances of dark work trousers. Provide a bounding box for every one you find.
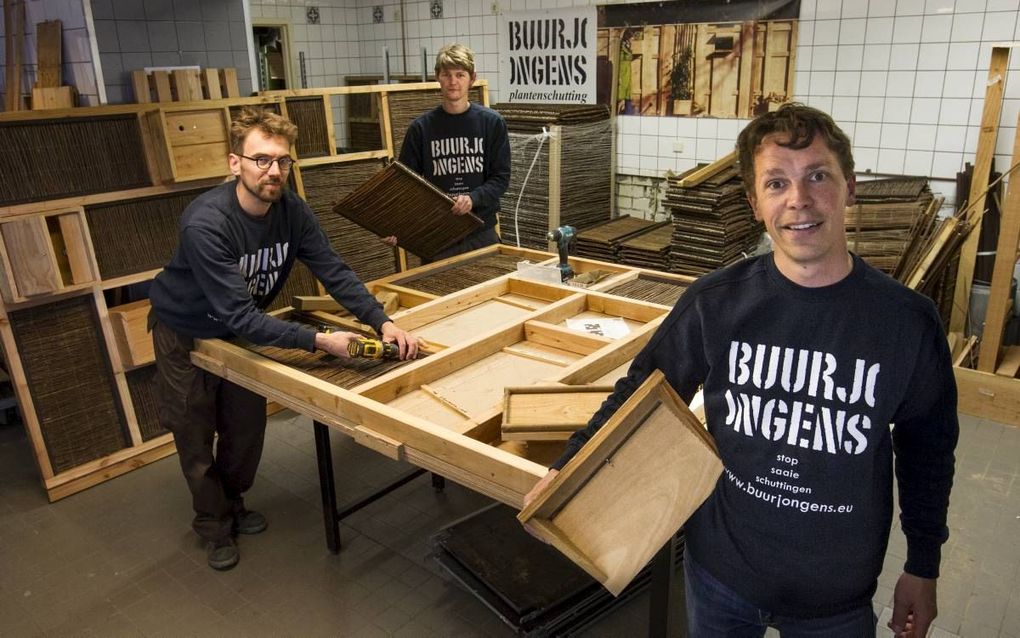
[424,226,500,264]
[151,319,267,542]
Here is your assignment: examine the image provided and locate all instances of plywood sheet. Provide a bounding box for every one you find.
[426,351,565,420]
[502,386,612,441]
[387,388,472,433]
[413,299,532,346]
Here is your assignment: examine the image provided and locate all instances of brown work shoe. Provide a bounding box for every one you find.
[207,537,239,570]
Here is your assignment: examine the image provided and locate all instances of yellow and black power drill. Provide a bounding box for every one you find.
[346,337,400,360]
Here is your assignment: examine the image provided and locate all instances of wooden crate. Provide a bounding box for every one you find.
[0,210,96,303]
[501,385,614,441]
[518,369,722,595]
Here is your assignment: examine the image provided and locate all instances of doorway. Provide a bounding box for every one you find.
[252,23,292,91]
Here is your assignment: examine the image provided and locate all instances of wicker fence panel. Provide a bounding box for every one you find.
[387,87,484,159]
[0,116,152,206]
[125,366,168,442]
[301,160,399,283]
[286,97,332,158]
[392,252,522,296]
[9,295,129,473]
[85,188,206,280]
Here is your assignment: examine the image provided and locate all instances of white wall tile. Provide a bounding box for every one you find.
[817,0,842,20]
[907,123,937,150]
[886,96,914,122]
[832,96,859,121]
[858,96,886,121]
[934,124,967,152]
[834,70,861,95]
[843,2,869,19]
[925,0,955,13]
[855,147,879,172]
[939,98,972,125]
[903,150,934,175]
[896,0,926,16]
[955,0,985,12]
[982,11,1018,40]
[916,42,949,70]
[868,2,896,18]
[675,118,697,137]
[812,45,838,70]
[862,43,891,70]
[882,123,909,148]
[914,70,945,97]
[815,19,841,44]
[811,70,836,94]
[922,14,954,41]
[836,45,863,70]
[943,70,978,97]
[932,151,965,178]
[950,13,984,41]
[855,122,882,146]
[860,71,888,96]
[696,118,718,139]
[986,0,1018,11]
[893,16,923,41]
[946,42,980,70]
[865,17,895,43]
[911,97,942,124]
[877,148,906,173]
[887,71,917,97]
[889,43,920,70]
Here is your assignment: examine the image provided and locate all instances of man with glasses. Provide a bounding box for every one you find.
[149,106,418,571]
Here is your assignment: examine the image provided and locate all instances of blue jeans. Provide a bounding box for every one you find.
[684,552,877,637]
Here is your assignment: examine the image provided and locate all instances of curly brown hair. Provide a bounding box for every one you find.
[736,103,854,195]
[229,106,298,155]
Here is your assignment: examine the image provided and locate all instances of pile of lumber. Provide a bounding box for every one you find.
[846,177,934,274]
[496,103,613,249]
[131,67,240,103]
[665,154,761,276]
[574,216,667,262]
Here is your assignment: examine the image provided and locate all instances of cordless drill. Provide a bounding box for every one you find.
[547,225,576,282]
[347,337,400,360]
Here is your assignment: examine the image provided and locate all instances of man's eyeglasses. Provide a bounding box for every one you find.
[240,155,294,171]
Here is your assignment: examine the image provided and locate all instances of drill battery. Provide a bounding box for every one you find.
[347,338,400,360]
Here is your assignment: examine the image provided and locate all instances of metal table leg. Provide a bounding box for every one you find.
[313,420,341,554]
[649,535,680,637]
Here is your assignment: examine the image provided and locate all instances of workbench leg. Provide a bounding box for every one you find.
[431,473,445,491]
[313,421,341,554]
[650,535,683,637]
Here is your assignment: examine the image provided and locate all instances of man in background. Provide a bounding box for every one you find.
[383,43,511,261]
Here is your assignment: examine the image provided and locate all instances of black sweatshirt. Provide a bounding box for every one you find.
[149,181,390,350]
[553,254,958,618]
[399,103,511,231]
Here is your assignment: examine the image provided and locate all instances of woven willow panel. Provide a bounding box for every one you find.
[86,188,206,280]
[301,160,399,282]
[125,366,168,442]
[286,97,332,158]
[393,252,522,296]
[9,295,129,474]
[605,275,689,307]
[0,115,151,206]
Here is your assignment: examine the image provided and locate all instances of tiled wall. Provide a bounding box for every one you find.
[350,0,1020,214]
[90,0,253,103]
[0,1,100,107]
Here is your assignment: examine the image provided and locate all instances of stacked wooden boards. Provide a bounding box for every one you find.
[495,103,613,250]
[665,163,761,276]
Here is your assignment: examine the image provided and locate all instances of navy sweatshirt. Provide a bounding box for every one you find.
[398,103,511,231]
[553,253,958,618]
[149,181,390,350]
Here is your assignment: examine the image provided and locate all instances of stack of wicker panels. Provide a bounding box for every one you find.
[846,177,933,274]
[617,224,676,270]
[495,103,613,250]
[666,165,761,276]
[575,216,667,262]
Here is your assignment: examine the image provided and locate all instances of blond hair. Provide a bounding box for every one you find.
[229,106,298,155]
[434,43,476,76]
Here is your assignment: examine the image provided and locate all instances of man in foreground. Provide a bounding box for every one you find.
[525,103,958,637]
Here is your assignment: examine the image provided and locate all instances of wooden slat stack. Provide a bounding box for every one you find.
[846,177,933,274]
[574,216,667,262]
[665,162,761,276]
[495,103,613,249]
[131,67,240,103]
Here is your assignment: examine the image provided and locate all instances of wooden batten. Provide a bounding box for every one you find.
[44,435,176,502]
[676,150,738,188]
[518,370,722,595]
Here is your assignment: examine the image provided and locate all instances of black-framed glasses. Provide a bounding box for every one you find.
[240,155,294,171]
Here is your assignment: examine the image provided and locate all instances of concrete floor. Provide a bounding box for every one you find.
[0,410,1016,637]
